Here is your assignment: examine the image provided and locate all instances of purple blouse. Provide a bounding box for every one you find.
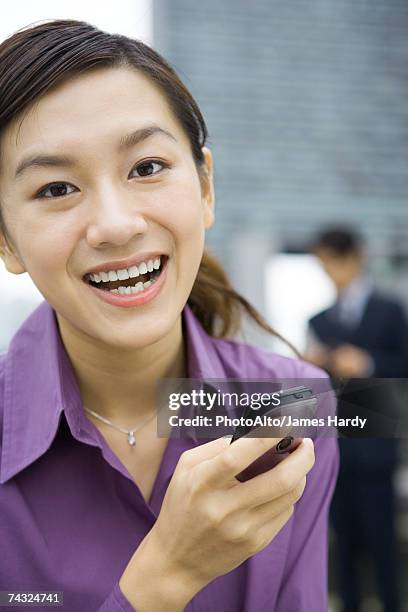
[0,301,339,611]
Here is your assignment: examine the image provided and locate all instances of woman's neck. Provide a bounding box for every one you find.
[56,313,186,426]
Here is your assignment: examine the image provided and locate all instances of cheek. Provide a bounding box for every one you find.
[151,177,206,246]
[12,210,78,286]
[152,181,206,287]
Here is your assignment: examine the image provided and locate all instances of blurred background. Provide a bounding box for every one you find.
[1,1,408,610]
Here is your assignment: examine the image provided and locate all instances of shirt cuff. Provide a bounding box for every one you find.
[97,581,136,611]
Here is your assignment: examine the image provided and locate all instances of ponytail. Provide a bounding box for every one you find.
[188,249,300,356]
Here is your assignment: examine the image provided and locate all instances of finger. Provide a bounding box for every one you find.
[201,436,290,485]
[251,476,307,523]
[177,436,231,471]
[230,438,315,508]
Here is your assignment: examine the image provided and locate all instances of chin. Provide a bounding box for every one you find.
[98,316,178,350]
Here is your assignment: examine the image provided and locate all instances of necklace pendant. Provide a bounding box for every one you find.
[127,431,136,446]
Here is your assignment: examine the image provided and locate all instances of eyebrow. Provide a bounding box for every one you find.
[14,125,177,179]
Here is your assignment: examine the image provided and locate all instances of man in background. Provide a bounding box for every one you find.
[306,225,408,612]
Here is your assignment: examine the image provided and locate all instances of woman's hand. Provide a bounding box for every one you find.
[119,436,315,611]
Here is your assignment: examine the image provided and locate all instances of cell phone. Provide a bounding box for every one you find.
[230,386,315,482]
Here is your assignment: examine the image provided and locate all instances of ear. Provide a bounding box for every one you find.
[0,231,26,274]
[199,146,215,230]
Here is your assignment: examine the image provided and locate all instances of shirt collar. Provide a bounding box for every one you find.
[338,274,372,306]
[336,275,372,326]
[0,300,225,484]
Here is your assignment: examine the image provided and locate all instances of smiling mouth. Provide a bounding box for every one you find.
[83,255,168,295]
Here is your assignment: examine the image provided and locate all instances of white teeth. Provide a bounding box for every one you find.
[117,268,130,281]
[89,256,164,288]
[128,266,139,278]
[109,277,157,295]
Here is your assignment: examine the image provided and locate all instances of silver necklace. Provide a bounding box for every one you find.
[83,406,157,446]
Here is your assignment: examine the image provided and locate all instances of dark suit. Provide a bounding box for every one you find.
[310,291,408,378]
[309,291,408,612]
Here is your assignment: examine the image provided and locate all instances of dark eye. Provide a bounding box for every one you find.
[130,160,167,178]
[37,182,77,199]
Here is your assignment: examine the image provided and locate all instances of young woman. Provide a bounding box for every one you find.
[0,20,338,611]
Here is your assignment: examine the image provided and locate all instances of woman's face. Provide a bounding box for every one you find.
[0,67,214,348]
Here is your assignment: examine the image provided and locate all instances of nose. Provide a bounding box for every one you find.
[85,182,149,248]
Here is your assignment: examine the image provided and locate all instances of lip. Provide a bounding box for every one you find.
[82,251,167,278]
[85,255,169,308]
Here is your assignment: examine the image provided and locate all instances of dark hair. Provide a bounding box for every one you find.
[311,225,364,257]
[0,19,296,352]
